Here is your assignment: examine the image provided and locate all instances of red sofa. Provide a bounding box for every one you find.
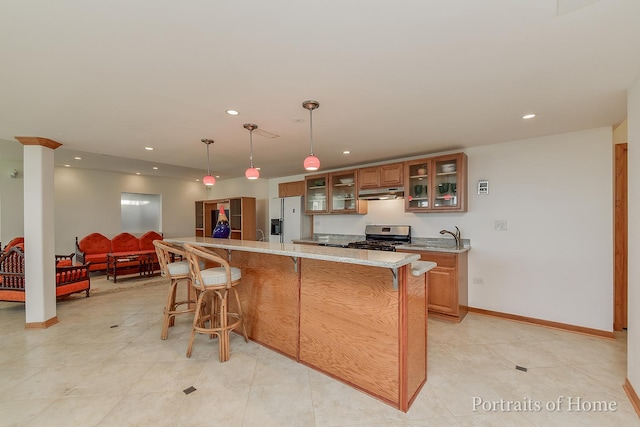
[75,231,162,272]
[0,246,91,302]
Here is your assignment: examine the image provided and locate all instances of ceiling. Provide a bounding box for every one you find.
[1,0,639,182]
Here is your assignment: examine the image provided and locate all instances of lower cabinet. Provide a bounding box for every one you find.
[398,249,468,322]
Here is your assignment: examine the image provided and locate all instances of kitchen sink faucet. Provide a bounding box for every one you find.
[439,226,461,249]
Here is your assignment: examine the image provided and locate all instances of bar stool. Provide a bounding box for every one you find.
[183,243,248,362]
[153,240,196,340]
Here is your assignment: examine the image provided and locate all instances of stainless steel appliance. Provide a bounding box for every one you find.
[269,196,312,244]
[347,225,411,251]
[357,187,405,200]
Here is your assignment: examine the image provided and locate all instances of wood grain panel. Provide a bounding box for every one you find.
[299,259,400,403]
[278,181,305,198]
[220,250,300,358]
[404,269,427,409]
[427,267,456,314]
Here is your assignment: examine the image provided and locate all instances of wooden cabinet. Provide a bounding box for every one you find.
[304,174,328,214]
[278,181,305,198]
[328,169,367,214]
[397,249,468,322]
[358,162,404,189]
[405,152,467,212]
[195,197,256,240]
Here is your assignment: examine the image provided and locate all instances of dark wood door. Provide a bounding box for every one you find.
[614,143,627,331]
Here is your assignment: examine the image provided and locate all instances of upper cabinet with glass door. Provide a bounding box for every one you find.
[405,152,467,212]
[329,170,367,214]
[405,160,430,211]
[304,173,329,214]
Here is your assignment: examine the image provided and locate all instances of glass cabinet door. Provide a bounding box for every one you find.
[304,174,328,214]
[329,171,357,212]
[406,162,429,210]
[432,157,460,209]
[404,153,466,212]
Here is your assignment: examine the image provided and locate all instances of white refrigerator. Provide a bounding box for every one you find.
[269,196,312,243]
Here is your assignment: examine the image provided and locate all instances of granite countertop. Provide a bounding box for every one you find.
[395,244,471,254]
[166,237,420,269]
[411,261,437,276]
[292,235,471,254]
[292,237,357,247]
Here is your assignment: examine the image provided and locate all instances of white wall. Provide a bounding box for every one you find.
[627,74,640,397]
[271,127,614,331]
[53,167,207,254]
[0,159,25,243]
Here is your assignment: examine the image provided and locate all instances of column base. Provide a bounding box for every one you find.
[25,316,59,329]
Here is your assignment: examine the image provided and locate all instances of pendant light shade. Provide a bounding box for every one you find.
[303,155,320,170]
[243,123,260,180]
[201,139,216,186]
[302,100,320,171]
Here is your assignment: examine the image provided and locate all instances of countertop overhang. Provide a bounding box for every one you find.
[166,237,421,269]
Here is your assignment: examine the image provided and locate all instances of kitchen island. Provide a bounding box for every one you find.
[165,237,434,412]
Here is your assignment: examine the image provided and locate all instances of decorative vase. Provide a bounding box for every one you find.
[212,206,231,238]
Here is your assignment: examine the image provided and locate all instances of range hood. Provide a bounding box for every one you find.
[357,187,405,200]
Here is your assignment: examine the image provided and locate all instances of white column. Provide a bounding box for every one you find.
[16,137,61,328]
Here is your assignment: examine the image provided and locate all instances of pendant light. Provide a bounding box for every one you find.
[201,138,216,186]
[243,123,260,180]
[302,100,320,171]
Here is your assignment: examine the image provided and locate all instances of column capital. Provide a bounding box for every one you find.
[15,137,62,150]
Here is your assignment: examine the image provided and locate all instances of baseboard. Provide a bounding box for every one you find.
[25,316,59,329]
[623,378,640,417]
[467,307,615,339]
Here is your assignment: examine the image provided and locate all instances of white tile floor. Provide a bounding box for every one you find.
[1,276,639,426]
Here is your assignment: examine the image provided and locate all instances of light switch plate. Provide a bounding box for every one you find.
[478,179,489,194]
[495,220,508,231]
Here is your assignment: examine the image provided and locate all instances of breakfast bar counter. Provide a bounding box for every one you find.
[166,237,434,412]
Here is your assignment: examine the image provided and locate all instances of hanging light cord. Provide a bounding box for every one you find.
[249,129,255,168]
[308,107,314,155]
[201,139,213,175]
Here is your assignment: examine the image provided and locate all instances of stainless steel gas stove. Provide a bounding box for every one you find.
[347,225,411,251]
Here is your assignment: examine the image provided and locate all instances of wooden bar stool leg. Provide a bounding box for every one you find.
[232,287,249,342]
[168,283,177,327]
[186,290,207,358]
[219,290,229,362]
[161,280,176,340]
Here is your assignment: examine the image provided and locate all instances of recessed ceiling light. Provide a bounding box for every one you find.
[522,114,536,119]
[256,167,261,170]
[152,167,158,170]
[74,156,81,160]
[215,175,220,178]
[144,147,154,151]
[136,172,141,175]
[226,109,239,116]
[196,179,200,182]
[64,164,71,167]
[343,150,351,155]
